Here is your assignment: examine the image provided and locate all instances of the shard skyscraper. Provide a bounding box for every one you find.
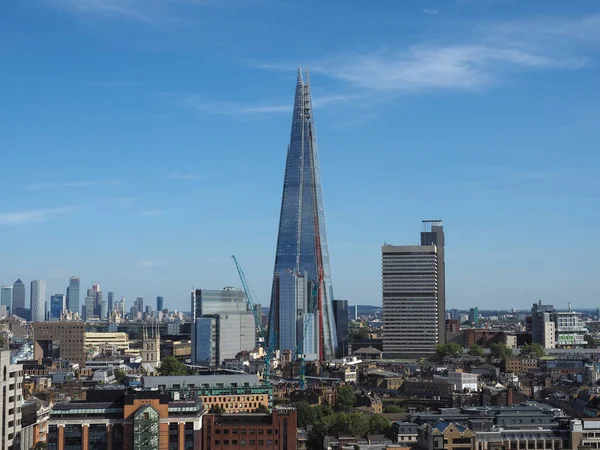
[268,68,338,361]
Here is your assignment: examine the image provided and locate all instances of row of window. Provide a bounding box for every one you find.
[214,440,275,445]
[215,429,275,435]
[205,396,265,402]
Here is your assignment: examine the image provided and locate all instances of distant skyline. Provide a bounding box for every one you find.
[1,1,599,310]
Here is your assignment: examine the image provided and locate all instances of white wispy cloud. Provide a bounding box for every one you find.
[172,94,291,118]
[165,92,353,119]
[261,14,597,94]
[25,180,120,190]
[138,260,156,268]
[422,9,439,14]
[139,210,164,216]
[310,44,582,92]
[168,172,205,180]
[0,207,77,225]
[45,0,208,26]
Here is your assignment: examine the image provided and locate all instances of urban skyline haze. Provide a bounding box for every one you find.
[1,1,599,311]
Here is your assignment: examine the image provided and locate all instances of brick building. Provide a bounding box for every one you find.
[203,407,297,450]
[47,389,204,450]
[32,322,86,367]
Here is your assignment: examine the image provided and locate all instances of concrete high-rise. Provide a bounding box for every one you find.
[30,280,46,322]
[419,220,446,344]
[0,349,23,450]
[67,276,80,314]
[382,221,445,359]
[157,296,164,311]
[1,286,12,314]
[268,68,337,361]
[191,288,256,366]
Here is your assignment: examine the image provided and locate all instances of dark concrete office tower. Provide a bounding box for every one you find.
[420,220,446,345]
[268,68,337,361]
[67,276,80,314]
[107,291,114,315]
[332,300,349,358]
[157,296,164,311]
[12,279,25,311]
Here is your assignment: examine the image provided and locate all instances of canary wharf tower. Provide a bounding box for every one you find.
[268,68,338,361]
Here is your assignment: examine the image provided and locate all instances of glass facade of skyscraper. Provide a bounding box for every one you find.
[268,69,337,360]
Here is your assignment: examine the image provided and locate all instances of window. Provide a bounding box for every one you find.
[258,440,264,445]
[266,440,273,445]
[232,440,238,445]
[240,440,246,445]
[224,440,229,445]
[169,423,179,450]
[215,441,220,445]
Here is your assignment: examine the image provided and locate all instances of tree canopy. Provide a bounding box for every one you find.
[585,334,596,349]
[490,343,513,360]
[335,386,356,412]
[520,343,544,358]
[468,344,484,357]
[306,410,390,450]
[157,356,188,376]
[349,327,370,342]
[436,343,463,360]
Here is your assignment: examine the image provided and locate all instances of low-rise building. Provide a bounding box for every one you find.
[402,379,452,399]
[18,396,52,450]
[48,389,204,449]
[143,375,272,413]
[446,371,479,392]
[85,331,130,352]
[202,406,297,450]
[571,418,600,449]
[390,421,419,445]
[504,357,539,374]
[418,421,475,450]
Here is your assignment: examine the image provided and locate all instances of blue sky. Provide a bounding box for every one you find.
[1,0,599,312]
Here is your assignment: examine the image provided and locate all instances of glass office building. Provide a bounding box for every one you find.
[268,68,337,360]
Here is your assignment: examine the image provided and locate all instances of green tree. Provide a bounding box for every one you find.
[368,414,391,435]
[436,343,463,360]
[294,402,324,428]
[521,343,544,358]
[209,404,225,413]
[490,343,513,360]
[114,369,126,384]
[335,386,356,412]
[157,356,188,376]
[468,344,484,357]
[255,404,270,413]
[349,327,370,342]
[585,334,596,349]
[31,443,47,450]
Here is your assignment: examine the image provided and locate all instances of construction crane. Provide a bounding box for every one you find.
[231,255,265,343]
[231,255,274,384]
[264,331,277,384]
